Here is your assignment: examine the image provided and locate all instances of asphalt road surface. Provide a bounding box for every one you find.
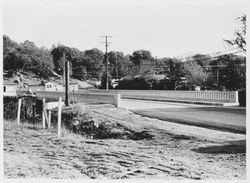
[121,99,246,134]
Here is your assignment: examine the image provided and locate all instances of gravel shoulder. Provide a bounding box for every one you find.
[4,104,246,179]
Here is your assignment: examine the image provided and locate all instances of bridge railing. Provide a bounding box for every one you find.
[36,91,121,107]
[89,90,239,105]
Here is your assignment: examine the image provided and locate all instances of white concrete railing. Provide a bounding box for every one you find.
[89,90,239,105]
[36,91,121,107]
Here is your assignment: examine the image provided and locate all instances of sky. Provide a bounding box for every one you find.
[2,0,247,58]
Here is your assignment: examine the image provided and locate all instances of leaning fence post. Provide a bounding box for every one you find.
[58,97,62,137]
[48,110,51,129]
[17,98,22,124]
[42,98,46,129]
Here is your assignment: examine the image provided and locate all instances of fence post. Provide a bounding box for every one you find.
[58,97,62,137]
[48,110,51,129]
[42,98,46,129]
[114,94,121,107]
[17,98,22,124]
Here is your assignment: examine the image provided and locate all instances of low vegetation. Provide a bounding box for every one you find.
[3,104,246,179]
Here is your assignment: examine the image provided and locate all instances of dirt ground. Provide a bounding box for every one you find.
[3,104,246,179]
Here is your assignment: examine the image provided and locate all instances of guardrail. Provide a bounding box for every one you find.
[89,90,239,106]
[36,91,121,107]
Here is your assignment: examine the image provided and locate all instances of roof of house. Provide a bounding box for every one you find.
[27,80,43,86]
[45,79,79,85]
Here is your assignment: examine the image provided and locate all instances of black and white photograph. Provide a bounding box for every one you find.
[1,0,247,181]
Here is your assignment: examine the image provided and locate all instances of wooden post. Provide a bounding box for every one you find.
[64,53,70,106]
[32,104,36,117]
[58,97,62,137]
[48,110,51,129]
[24,105,27,119]
[17,98,22,124]
[42,98,46,129]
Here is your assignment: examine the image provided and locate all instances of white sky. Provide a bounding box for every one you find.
[2,0,246,58]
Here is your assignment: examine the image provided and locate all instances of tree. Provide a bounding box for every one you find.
[100,70,112,89]
[184,61,209,89]
[224,15,246,52]
[165,58,185,90]
[188,54,212,67]
[130,49,154,65]
[220,56,246,90]
[51,46,81,75]
[3,35,54,78]
[72,65,87,80]
[84,48,104,79]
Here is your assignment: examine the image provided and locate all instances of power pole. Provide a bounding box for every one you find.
[101,35,112,90]
[64,53,69,106]
[216,68,219,87]
[116,52,118,79]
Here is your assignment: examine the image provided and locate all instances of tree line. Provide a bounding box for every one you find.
[3,14,246,91]
[3,34,246,91]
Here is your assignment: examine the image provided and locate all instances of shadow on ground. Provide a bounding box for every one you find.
[192,140,246,154]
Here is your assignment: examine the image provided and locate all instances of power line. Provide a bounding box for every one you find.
[205,48,241,56]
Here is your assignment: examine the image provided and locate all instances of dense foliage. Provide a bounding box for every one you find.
[3,33,246,91]
[3,35,54,78]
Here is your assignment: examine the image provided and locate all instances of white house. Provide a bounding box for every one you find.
[3,80,18,96]
[44,79,79,92]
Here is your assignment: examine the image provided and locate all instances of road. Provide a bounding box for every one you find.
[121,99,246,134]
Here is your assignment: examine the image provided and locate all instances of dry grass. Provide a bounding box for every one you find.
[3,104,246,179]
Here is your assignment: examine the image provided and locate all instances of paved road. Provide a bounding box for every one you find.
[121,99,246,134]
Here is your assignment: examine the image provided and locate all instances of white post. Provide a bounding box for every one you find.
[42,98,46,129]
[17,98,22,124]
[58,97,62,137]
[114,94,121,107]
[48,110,51,129]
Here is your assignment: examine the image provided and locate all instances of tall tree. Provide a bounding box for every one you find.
[224,15,246,52]
[184,61,208,88]
[165,59,185,90]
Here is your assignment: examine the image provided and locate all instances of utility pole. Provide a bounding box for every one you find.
[64,53,69,106]
[116,52,118,79]
[101,35,112,90]
[216,68,219,87]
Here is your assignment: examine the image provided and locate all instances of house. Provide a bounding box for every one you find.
[27,82,45,93]
[43,79,79,92]
[3,80,18,96]
[27,79,80,92]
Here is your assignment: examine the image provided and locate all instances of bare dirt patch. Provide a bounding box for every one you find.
[4,104,246,179]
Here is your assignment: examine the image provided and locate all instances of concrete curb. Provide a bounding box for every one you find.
[122,96,239,106]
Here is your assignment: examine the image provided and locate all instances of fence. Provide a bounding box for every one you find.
[89,90,239,106]
[36,91,121,107]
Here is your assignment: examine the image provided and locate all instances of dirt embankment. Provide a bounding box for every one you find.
[4,104,246,179]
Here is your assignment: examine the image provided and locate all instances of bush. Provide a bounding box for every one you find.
[117,77,151,89]
[3,96,37,121]
[4,97,18,120]
[50,105,153,140]
[238,90,246,107]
